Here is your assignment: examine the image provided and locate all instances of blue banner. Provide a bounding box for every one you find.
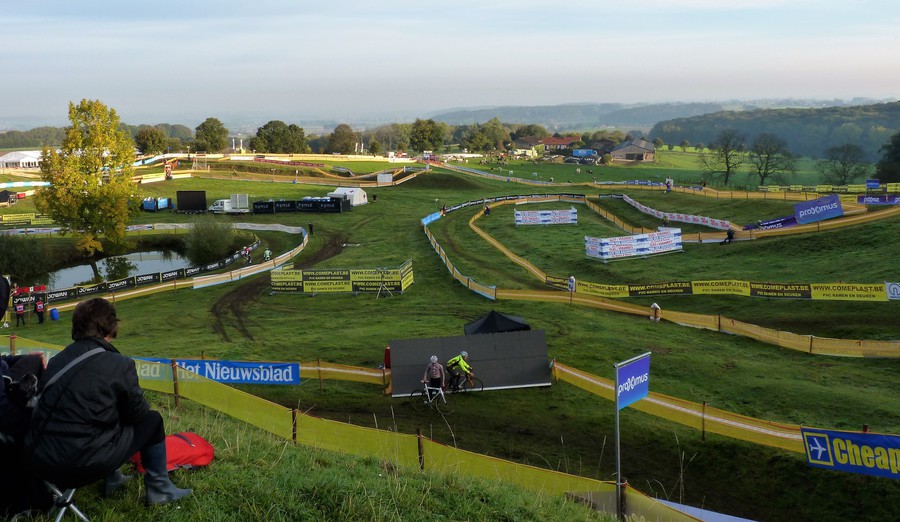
[857,195,900,205]
[794,195,844,224]
[743,215,798,231]
[615,354,650,410]
[801,427,900,479]
[572,149,595,157]
[136,357,300,385]
[865,179,881,190]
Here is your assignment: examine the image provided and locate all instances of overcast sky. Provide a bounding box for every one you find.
[2,0,898,129]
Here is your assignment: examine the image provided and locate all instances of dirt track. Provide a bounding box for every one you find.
[209,229,348,341]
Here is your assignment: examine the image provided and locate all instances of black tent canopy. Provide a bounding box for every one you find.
[464,310,531,335]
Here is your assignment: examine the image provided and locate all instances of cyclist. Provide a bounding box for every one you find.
[446,351,473,391]
[421,355,445,399]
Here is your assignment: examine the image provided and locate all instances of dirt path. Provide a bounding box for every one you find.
[209,230,348,341]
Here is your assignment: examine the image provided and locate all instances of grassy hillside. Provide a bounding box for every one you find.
[7,165,900,521]
[28,395,609,522]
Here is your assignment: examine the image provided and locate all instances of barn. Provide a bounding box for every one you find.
[610,139,655,162]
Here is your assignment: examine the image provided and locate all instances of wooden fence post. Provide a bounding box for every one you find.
[417,428,425,471]
[9,333,16,355]
[171,359,180,408]
[292,409,298,445]
[318,358,324,392]
[701,401,707,441]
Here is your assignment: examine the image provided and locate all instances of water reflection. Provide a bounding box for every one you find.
[48,250,188,290]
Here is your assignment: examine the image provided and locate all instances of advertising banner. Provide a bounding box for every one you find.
[622,195,730,230]
[514,208,577,225]
[743,215,797,230]
[691,280,751,296]
[106,277,135,292]
[271,261,413,294]
[586,228,683,261]
[810,283,888,302]
[794,195,843,224]
[627,282,692,296]
[801,427,900,480]
[857,195,900,205]
[615,353,650,411]
[137,357,300,385]
[887,282,900,301]
[749,282,812,299]
[865,179,882,190]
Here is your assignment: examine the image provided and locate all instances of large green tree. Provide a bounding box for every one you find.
[875,130,900,183]
[134,126,168,155]
[510,124,549,141]
[35,99,141,255]
[409,119,444,152]
[194,117,229,152]
[698,129,745,185]
[249,120,310,153]
[326,124,358,154]
[815,143,871,185]
[748,133,796,186]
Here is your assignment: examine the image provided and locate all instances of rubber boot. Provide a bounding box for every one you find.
[142,441,191,506]
[103,467,133,497]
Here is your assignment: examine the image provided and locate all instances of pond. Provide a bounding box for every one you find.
[48,250,190,290]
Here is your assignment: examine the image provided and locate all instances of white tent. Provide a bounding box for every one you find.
[327,187,368,206]
[0,150,42,169]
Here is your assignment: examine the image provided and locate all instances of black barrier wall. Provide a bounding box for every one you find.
[389,330,551,397]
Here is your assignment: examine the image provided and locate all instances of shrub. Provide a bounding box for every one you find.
[185,215,236,265]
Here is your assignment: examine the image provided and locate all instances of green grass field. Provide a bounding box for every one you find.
[4,159,900,521]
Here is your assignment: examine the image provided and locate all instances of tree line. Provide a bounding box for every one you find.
[698,128,900,186]
[649,101,900,161]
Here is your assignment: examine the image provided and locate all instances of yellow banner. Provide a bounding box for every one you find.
[271,261,414,294]
[0,213,35,224]
[303,280,353,293]
[810,283,887,302]
[691,280,751,296]
[577,280,629,298]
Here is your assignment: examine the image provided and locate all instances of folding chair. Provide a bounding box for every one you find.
[44,482,89,522]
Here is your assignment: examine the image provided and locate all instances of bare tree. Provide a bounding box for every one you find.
[815,144,871,185]
[698,129,745,185]
[748,133,796,186]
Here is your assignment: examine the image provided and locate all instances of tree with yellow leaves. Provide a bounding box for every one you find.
[36,99,141,256]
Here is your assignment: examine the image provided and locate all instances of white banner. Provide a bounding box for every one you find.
[586,228,683,261]
[622,194,730,230]
[514,207,577,225]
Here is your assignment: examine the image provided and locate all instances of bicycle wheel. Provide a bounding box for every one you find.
[462,377,484,393]
[435,393,454,414]
[410,389,428,411]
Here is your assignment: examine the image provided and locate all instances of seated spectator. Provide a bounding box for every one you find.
[26,298,191,505]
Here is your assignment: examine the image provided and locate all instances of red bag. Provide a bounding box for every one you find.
[131,432,215,473]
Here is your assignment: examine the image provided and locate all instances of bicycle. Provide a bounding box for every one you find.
[447,373,483,394]
[409,382,453,413]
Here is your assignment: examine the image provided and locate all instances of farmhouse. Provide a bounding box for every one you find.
[610,139,655,161]
[0,150,42,169]
[538,136,580,151]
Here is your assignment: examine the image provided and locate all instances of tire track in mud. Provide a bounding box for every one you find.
[210,230,349,341]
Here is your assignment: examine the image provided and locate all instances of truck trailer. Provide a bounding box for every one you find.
[209,194,250,214]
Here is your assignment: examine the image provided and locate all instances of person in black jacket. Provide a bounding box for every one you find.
[26,298,191,505]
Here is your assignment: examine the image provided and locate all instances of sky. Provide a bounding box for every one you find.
[2,0,898,129]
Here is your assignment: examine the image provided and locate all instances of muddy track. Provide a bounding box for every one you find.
[209,230,349,341]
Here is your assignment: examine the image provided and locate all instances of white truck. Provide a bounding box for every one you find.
[209,193,250,214]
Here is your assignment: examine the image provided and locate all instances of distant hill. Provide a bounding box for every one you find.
[648,101,900,160]
[429,99,891,132]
